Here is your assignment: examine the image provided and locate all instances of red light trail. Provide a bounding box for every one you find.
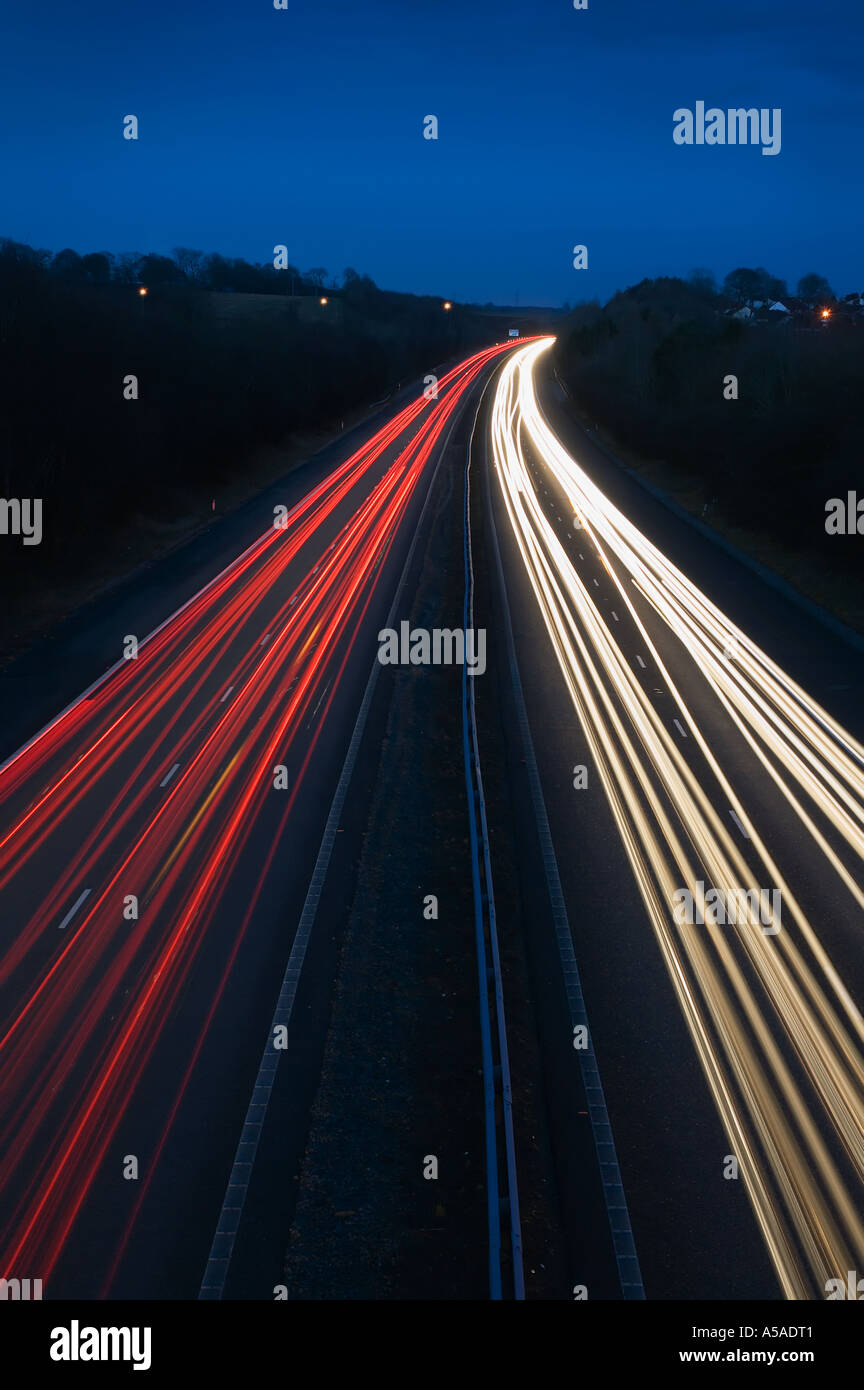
[0,342,516,1288]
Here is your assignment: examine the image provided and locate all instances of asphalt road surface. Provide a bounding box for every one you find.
[482,338,864,1300]
[0,342,516,1299]
[2,332,860,1302]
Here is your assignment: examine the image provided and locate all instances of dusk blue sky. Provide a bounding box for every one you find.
[2,0,861,306]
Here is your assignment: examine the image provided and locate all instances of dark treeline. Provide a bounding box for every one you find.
[0,239,489,605]
[10,240,373,296]
[554,270,864,576]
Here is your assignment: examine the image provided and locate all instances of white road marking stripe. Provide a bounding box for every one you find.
[309,681,332,723]
[260,632,271,646]
[592,578,599,587]
[611,611,619,622]
[636,655,646,669]
[220,686,234,703]
[729,809,751,839]
[673,719,687,738]
[58,888,91,930]
[160,762,180,787]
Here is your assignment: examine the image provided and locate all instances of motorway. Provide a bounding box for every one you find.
[483,338,864,1300]
[1,331,861,1302]
[0,341,515,1299]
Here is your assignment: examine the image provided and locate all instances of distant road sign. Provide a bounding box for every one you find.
[508,328,519,338]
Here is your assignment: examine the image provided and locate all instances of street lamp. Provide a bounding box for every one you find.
[320,296,328,306]
[443,300,452,311]
[138,286,148,297]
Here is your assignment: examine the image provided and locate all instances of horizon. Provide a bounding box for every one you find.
[2,0,860,306]
[3,234,857,309]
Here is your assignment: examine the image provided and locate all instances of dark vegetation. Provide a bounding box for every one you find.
[0,239,492,606]
[554,268,863,579]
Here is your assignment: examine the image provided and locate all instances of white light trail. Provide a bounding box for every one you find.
[491,339,864,1299]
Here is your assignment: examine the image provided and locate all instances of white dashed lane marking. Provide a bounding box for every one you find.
[308,681,332,724]
[160,762,180,788]
[58,888,91,930]
[729,809,751,840]
[635,655,646,669]
[673,719,687,738]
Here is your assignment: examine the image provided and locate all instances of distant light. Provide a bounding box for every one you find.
[138,286,148,297]
[443,301,452,311]
[820,307,831,319]
[320,296,328,305]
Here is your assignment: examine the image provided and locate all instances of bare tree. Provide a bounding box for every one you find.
[172,247,205,282]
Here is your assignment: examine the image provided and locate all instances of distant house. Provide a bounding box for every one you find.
[725,292,863,327]
[725,300,774,320]
[839,292,864,322]
[778,297,810,316]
